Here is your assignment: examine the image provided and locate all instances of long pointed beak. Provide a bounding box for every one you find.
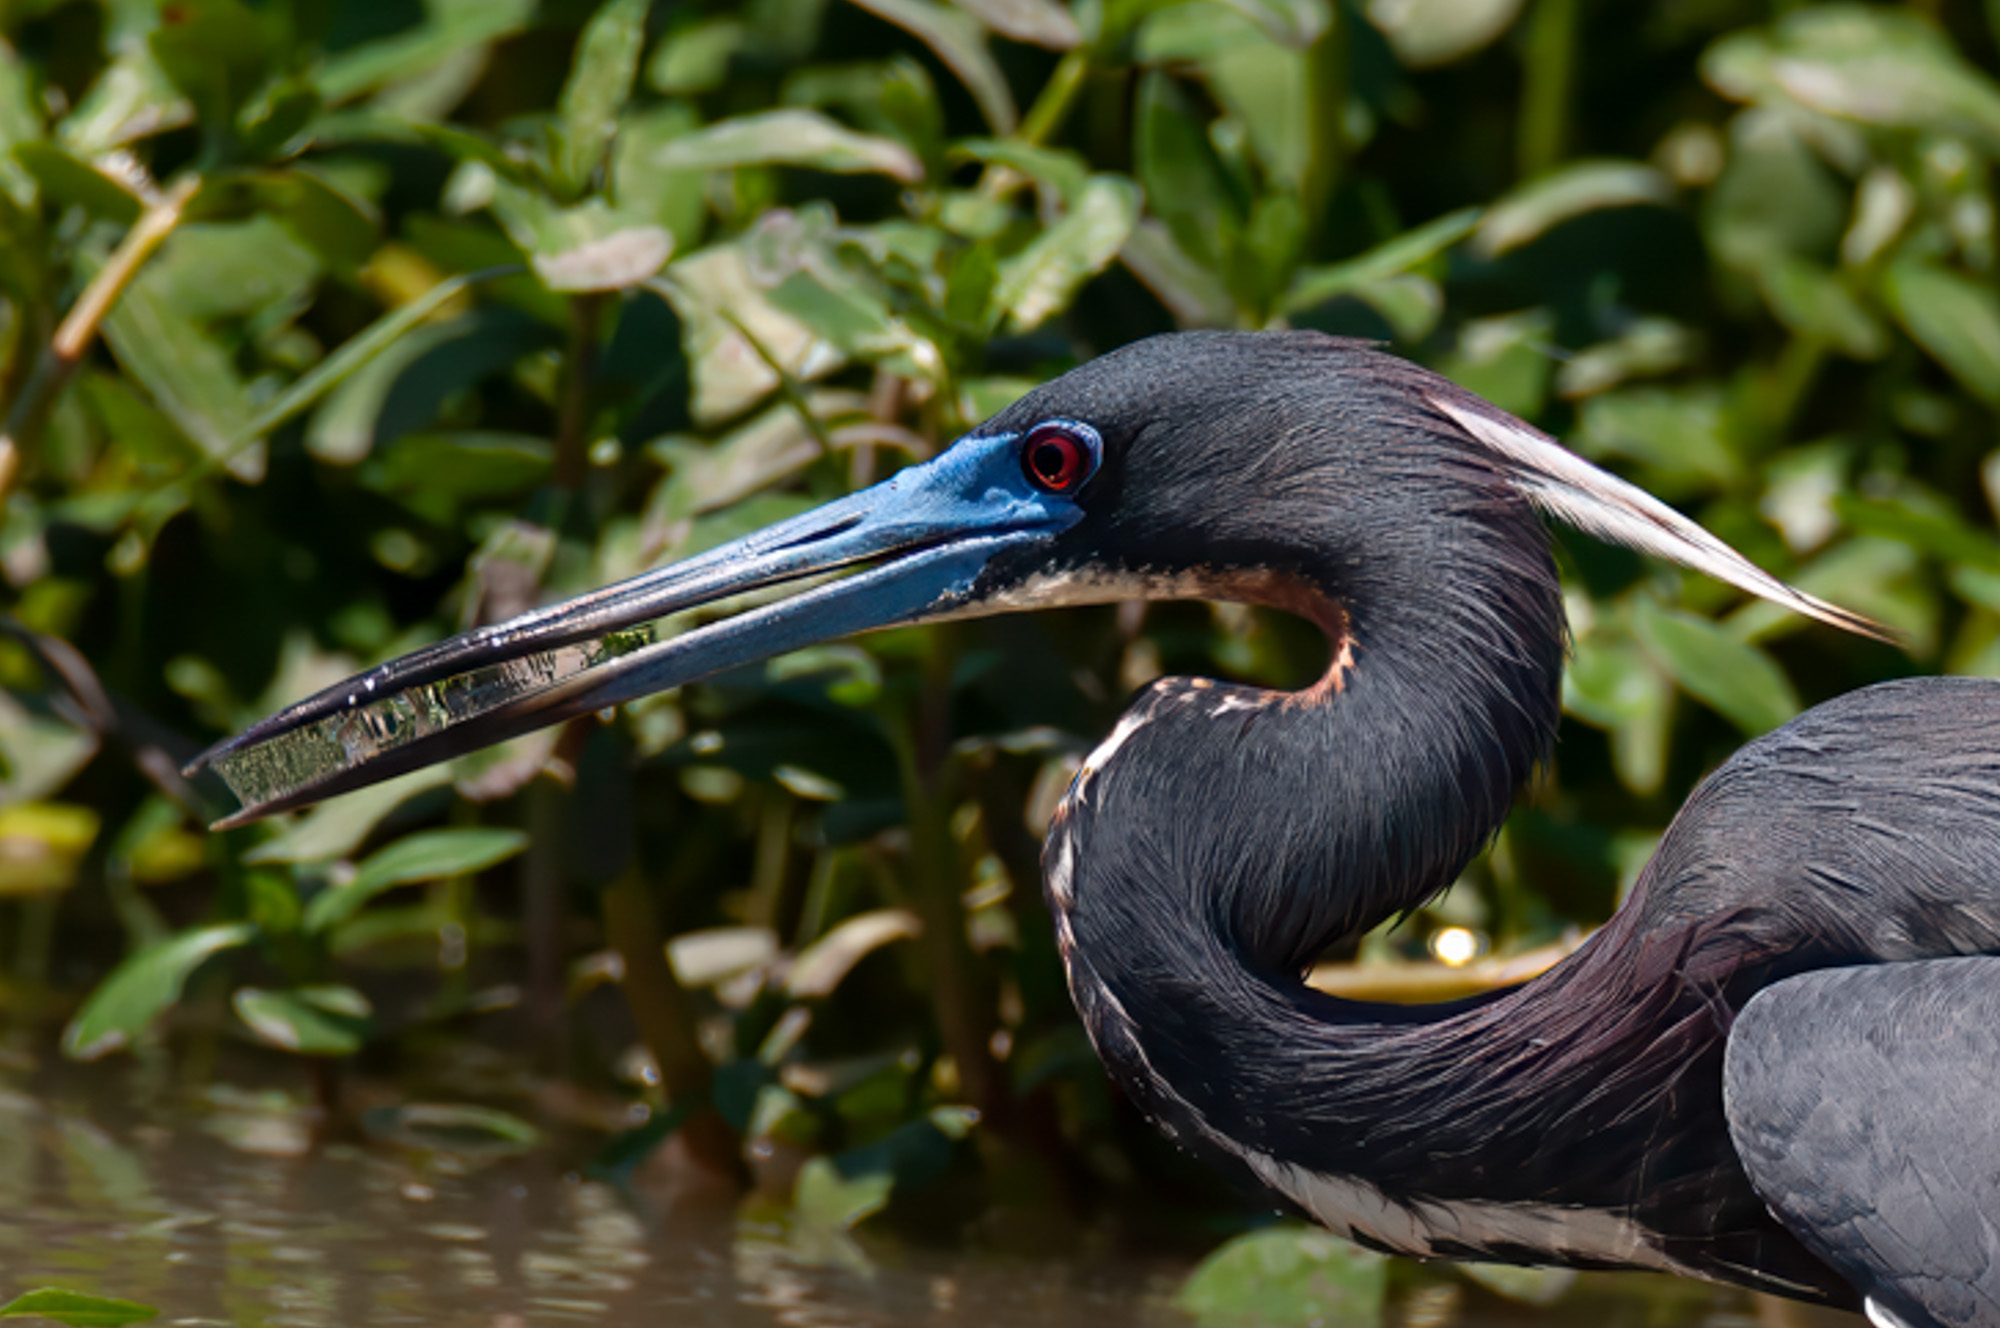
[187,435,1071,828]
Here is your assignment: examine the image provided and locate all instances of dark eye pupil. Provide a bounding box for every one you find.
[1033,441,1072,485]
[1026,429,1087,493]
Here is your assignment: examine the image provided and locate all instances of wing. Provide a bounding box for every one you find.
[1722,957,2000,1328]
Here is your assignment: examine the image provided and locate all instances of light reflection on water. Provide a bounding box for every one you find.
[0,1079,1183,1328]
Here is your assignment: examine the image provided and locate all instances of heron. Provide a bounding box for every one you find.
[190,331,2000,1328]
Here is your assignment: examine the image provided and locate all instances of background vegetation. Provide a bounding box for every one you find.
[3,0,1999,1308]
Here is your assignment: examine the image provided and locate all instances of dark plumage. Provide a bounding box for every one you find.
[194,331,1996,1325]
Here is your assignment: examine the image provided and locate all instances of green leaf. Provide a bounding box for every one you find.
[1203,38,1309,188]
[61,923,256,1061]
[951,0,1081,48]
[1476,160,1674,256]
[844,0,1015,134]
[949,138,1089,202]
[793,1155,894,1229]
[1882,259,2000,406]
[60,47,194,154]
[251,270,487,460]
[553,0,652,197]
[645,109,923,182]
[994,175,1140,332]
[316,0,536,105]
[1177,1226,1388,1327]
[1287,207,1480,311]
[232,985,372,1056]
[147,0,271,136]
[12,143,143,224]
[646,17,747,94]
[1632,598,1799,736]
[304,827,528,933]
[1136,72,1241,273]
[1758,256,1885,359]
[97,250,262,480]
[0,1288,158,1327]
[1367,0,1521,68]
[1564,634,1672,795]
[1709,7,2000,155]
[489,183,674,292]
[612,104,709,252]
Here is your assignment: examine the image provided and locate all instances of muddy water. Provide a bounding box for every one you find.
[0,1073,1185,1327]
[0,1060,1797,1328]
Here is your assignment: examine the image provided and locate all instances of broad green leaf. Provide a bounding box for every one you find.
[1121,218,1237,328]
[490,184,673,293]
[845,0,1016,133]
[317,0,535,104]
[553,0,651,196]
[793,1156,894,1229]
[239,766,448,863]
[1882,259,2000,406]
[62,923,256,1061]
[361,430,554,525]
[1136,72,1241,274]
[60,47,194,154]
[1757,257,1884,359]
[1563,635,1671,795]
[304,827,528,932]
[1285,207,1480,311]
[0,1288,157,1327]
[233,985,372,1056]
[0,691,98,805]
[994,175,1140,331]
[654,245,843,425]
[97,251,262,480]
[1556,317,1694,399]
[1438,310,1554,420]
[1476,160,1673,256]
[187,168,379,267]
[1708,7,2000,155]
[645,109,923,182]
[1632,598,1798,736]
[612,104,708,251]
[647,17,747,94]
[950,138,1089,202]
[141,216,320,325]
[1367,0,1523,68]
[13,143,142,224]
[1177,1226,1388,1327]
[1204,37,1309,188]
[0,39,43,206]
[952,0,1081,48]
[1574,387,1741,487]
[1703,111,1846,276]
[147,0,270,133]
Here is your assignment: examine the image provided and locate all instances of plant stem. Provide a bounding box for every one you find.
[1517,0,1579,181]
[600,866,741,1177]
[1019,48,1089,149]
[554,292,605,490]
[0,175,200,503]
[1301,3,1348,245]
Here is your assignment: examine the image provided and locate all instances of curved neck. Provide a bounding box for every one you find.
[1041,513,1847,1302]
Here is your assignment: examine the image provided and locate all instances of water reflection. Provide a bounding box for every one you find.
[0,1074,1183,1327]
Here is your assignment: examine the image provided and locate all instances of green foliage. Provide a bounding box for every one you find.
[0,1290,156,1328]
[1177,1225,1387,1326]
[1,0,1998,1304]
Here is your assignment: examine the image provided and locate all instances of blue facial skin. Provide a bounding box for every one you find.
[502,424,1102,712]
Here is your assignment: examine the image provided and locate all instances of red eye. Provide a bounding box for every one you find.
[1023,426,1089,494]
